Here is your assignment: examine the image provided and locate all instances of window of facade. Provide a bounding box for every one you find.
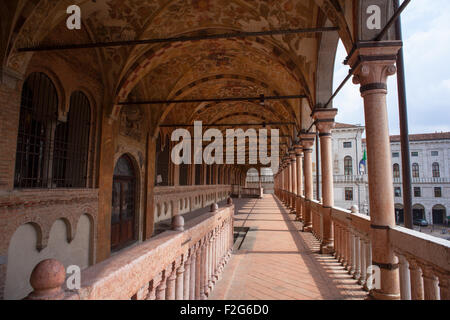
[431,151,439,157]
[412,163,420,178]
[434,187,442,198]
[393,164,400,178]
[344,156,353,176]
[345,188,353,201]
[395,187,402,198]
[343,142,352,149]
[392,152,399,158]
[432,162,440,178]
[414,187,421,198]
[411,152,419,157]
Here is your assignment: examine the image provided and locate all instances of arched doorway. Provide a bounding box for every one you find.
[413,204,425,220]
[111,155,137,251]
[395,204,404,224]
[432,205,446,225]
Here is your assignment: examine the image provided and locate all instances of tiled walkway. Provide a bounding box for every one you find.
[210,194,368,300]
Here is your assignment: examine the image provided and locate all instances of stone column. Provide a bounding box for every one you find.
[295,144,303,221]
[313,108,337,254]
[348,41,402,300]
[299,133,316,232]
[290,149,297,210]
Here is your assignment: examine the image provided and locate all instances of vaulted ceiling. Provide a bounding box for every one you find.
[3,0,356,157]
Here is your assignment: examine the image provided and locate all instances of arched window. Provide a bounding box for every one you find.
[393,164,400,178]
[432,162,440,178]
[111,154,137,251]
[412,163,420,178]
[15,72,58,188]
[344,156,353,176]
[53,91,91,187]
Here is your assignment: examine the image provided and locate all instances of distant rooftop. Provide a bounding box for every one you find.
[362,132,450,144]
[390,132,450,143]
[334,122,364,129]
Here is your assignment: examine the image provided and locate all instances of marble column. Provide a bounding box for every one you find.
[313,108,337,254]
[348,41,402,300]
[299,133,316,232]
[295,144,303,221]
[290,149,297,210]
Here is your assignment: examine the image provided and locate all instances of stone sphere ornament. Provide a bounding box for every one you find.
[210,203,219,212]
[26,259,66,300]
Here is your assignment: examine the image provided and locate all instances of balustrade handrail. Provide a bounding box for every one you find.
[61,205,234,300]
[390,226,450,273]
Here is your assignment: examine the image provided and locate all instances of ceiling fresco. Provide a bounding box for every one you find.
[4,0,355,153]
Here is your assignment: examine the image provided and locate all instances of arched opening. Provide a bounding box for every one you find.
[111,154,137,252]
[432,205,446,225]
[14,72,58,188]
[412,204,425,221]
[395,204,404,225]
[246,168,259,187]
[344,156,353,176]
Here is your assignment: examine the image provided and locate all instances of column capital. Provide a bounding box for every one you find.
[312,108,338,134]
[299,133,316,150]
[346,41,401,95]
[289,149,296,161]
[294,144,303,157]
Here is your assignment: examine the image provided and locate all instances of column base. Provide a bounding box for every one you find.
[302,225,312,233]
[370,289,401,300]
[320,243,335,255]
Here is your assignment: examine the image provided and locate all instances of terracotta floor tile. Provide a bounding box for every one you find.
[209,195,368,301]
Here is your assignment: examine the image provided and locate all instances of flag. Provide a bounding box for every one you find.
[359,149,367,174]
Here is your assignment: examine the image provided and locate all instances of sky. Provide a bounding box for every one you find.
[333,0,450,135]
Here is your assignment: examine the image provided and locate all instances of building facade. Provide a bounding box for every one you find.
[389,133,450,225]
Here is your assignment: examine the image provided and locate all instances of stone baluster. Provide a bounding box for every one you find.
[364,241,373,292]
[437,272,450,300]
[398,254,411,300]
[421,264,440,300]
[347,230,354,273]
[359,239,367,287]
[146,280,156,300]
[196,242,204,300]
[408,258,424,300]
[354,235,361,280]
[166,267,176,300]
[156,271,167,300]
[190,248,197,300]
[175,263,185,300]
[183,253,191,300]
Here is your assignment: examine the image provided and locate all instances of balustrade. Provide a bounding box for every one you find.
[26,200,235,300]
